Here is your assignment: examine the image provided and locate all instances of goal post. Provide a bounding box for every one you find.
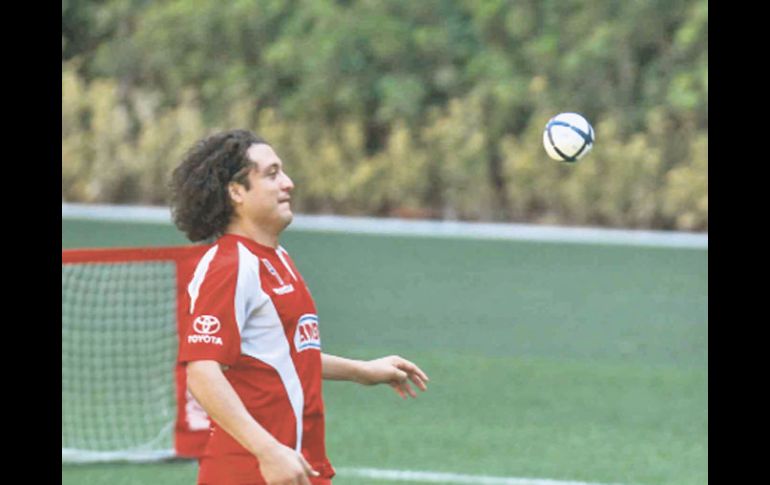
[62,245,211,463]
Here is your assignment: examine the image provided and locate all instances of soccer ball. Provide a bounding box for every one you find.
[542,112,595,162]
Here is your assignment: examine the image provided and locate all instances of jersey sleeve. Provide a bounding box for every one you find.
[178,260,241,366]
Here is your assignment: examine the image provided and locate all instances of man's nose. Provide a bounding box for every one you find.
[282,173,294,191]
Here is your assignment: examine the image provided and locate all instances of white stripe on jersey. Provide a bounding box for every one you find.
[276,246,298,282]
[235,242,305,452]
[187,245,219,315]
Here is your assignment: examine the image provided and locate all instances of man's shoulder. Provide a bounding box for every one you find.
[192,239,241,275]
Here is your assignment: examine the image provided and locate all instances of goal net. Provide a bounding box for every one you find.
[62,245,211,463]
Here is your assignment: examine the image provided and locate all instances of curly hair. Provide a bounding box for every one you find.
[169,129,268,242]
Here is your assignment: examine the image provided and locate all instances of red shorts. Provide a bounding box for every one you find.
[198,454,332,485]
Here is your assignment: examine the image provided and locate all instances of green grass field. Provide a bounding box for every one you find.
[62,219,707,485]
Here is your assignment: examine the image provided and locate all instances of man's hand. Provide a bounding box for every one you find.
[359,355,430,399]
[258,442,319,485]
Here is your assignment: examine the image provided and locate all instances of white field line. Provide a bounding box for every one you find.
[59,456,631,485]
[62,202,707,249]
[335,467,629,485]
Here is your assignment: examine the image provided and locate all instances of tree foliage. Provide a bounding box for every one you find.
[62,0,708,231]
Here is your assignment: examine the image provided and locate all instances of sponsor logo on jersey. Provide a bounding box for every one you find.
[193,315,221,334]
[294,314,321,352]
[188,315,224,345]
[273,284,295,295]
[262,258,295,295]
[187,334,224,345]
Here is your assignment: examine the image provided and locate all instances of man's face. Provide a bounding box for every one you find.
[231,143,295,233]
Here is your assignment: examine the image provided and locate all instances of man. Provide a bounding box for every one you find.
[170,129,429,485]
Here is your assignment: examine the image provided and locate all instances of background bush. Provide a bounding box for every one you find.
[62,0,707,231]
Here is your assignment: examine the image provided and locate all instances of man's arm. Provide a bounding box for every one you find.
[186,360,319,484]
[321,353,430,399]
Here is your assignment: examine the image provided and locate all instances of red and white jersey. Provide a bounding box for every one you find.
[178,233,334,480]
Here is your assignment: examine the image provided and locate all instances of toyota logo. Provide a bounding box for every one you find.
[193,315,221,335]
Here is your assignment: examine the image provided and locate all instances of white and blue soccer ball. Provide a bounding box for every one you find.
[543,112,595,162]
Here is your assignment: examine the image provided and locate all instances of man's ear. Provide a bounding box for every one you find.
[228,182,244,204]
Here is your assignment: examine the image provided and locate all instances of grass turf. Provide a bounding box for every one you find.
[62,219,707,485]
